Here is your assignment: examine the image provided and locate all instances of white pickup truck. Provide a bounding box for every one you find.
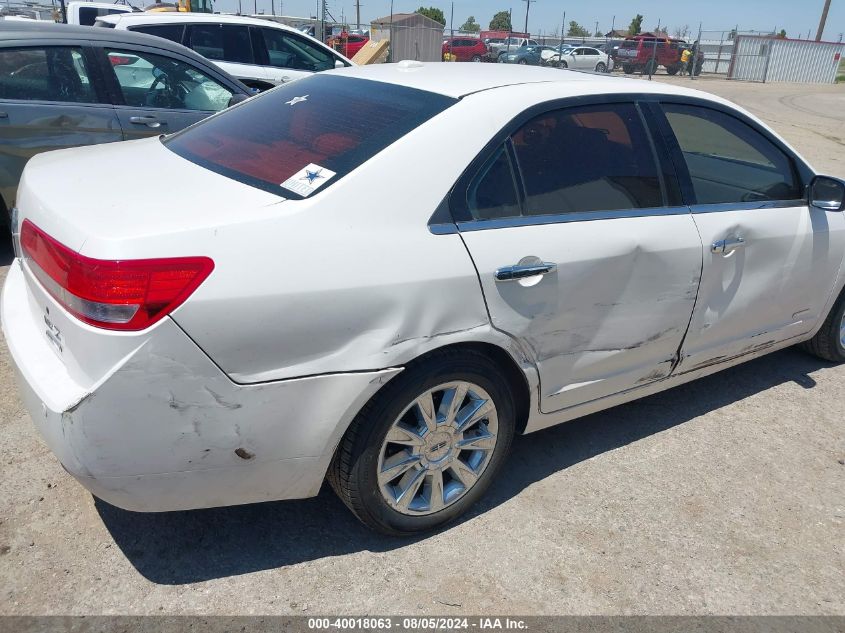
[66,1,134,26]
[488,36,539,61]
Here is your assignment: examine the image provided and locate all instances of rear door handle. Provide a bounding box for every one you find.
[128,116,163,128]
[495,262,557,281]
[0,111,8,118]
[711,236,746,254]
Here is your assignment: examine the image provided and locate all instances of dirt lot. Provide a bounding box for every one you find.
[1,76,843,616]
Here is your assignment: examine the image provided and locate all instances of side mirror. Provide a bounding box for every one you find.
[227,93,250,107]
[335,59,346,68]
[810,175,845,211]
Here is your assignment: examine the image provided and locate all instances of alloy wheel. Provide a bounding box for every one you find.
[377,381,498,516]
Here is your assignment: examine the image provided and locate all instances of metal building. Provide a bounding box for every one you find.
[728,34,845,83]
[371,12,444,63]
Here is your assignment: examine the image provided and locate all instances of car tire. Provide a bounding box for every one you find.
[622,64,633,74]
[595,62,607,73]
[644,59,658,75]
[471,55,482,62]
[328,348,516,535]
[558,60,568,69]
[800,290,845,362]
[666,65,679,75]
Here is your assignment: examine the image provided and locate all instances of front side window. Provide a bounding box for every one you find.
[189,24,253,64]
[107,49,233,112]
[663,103,801,204]
[260,28,339,71]
[0,46,95,103]
[164,74,455,198]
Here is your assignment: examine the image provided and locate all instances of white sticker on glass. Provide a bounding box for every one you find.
[280,164,337,197]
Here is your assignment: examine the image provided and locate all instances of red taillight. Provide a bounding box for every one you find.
[108,54,135,66]
[20,220,214,331]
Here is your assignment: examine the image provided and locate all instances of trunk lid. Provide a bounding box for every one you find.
[17,136,284,258]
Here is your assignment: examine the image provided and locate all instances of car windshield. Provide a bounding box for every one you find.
[620,40,639,49]
[164,74,456,199]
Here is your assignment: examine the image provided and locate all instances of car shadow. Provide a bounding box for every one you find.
[96,347,833,585]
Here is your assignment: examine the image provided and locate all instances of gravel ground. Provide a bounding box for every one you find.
[0,77,843,616]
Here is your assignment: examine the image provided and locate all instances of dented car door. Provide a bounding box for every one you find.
[454,101,703,414]
[657,103,845,372]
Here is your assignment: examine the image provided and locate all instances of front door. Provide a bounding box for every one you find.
[455,102,703,413]
[0,44,122,209]
[253,26,340,85]
[658,102,845,371]
[102,47,235,140]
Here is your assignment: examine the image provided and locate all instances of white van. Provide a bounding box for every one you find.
[95,13,353,91]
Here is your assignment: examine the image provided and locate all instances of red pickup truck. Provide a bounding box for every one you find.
[614,35,704,75]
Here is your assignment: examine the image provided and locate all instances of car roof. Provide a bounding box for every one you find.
[98,11,310,31]
[0,20,249,90]
[0,19,187,50]
[326,61,723,101]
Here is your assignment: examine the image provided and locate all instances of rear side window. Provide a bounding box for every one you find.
[663,104,801,204]
[189,24,253,64]
[0,46,95,103]
[164,74,455,198]
[131,24,186,45]
[466,103,663,221]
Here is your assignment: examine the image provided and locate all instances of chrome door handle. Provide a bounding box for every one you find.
[128,116,162,128]
[495,262,557,281]
[711,236,746,254]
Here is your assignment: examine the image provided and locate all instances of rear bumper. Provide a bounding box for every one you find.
[2,260,401,511]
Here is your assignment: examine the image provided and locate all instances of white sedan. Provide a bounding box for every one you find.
[4,63,845,535]
[550,45,613,71]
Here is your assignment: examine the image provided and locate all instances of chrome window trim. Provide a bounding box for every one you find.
[689,199,806,214]
[455,205,692,232]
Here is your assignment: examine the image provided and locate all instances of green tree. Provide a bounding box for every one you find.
[567,20,590,37]
[629,14,643,36]
[778,28,787,38]
[489,10,512,31]
[416,6,445,25]
[461,15,481,33]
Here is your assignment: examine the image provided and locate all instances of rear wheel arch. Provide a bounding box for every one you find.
[331,341,532,467]
[399,342,531,435]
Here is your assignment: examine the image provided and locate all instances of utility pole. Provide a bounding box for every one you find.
[816,0,832,41]
[522,0,535,35]
[355,0,361,30]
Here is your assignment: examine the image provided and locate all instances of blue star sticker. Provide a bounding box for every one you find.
[301,169,324,184]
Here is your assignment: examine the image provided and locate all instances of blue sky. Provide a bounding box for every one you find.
[217,0,845,41]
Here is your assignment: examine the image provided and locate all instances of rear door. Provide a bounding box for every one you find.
[454,100,703,414]
[656,102,845,371]
[98,44,236,139]
[0,42,121,209]
[186,23,269,86]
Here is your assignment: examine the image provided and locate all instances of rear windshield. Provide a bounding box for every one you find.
[164,74,455,199]
[620,40,639,49]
